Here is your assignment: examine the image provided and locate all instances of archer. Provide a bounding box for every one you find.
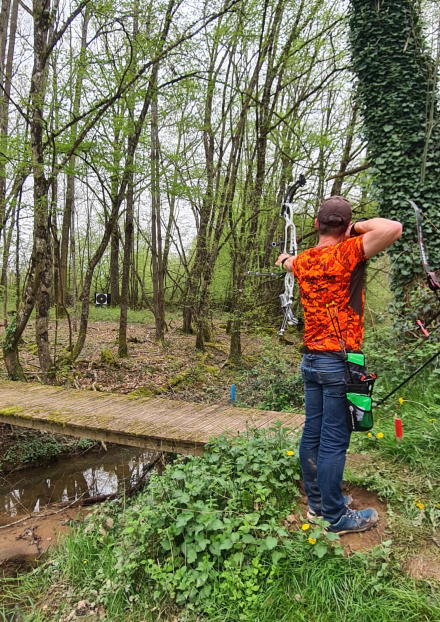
[276,196,402,535]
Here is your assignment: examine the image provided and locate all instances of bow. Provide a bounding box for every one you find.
[246,174,306,336]
[277,174,306,335]
[409,200,440,335]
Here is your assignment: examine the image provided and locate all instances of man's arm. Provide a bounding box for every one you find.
[352,218,402,259]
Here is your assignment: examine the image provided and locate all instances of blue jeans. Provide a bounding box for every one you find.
[299,354,350,524]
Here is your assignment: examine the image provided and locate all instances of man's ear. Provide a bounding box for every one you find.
[315,218,319,231]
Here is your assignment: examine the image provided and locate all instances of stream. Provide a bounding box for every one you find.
[0,446,160,525]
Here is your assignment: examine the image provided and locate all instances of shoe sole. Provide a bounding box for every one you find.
[328,519,378,536]
[307,496,354,524]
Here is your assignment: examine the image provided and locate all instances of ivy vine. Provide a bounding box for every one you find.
[350,0,440,300]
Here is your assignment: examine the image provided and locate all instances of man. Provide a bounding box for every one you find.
[276,196,402,534]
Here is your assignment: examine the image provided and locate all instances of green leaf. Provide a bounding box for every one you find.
[177,492,190,504]
[271,550,285,565]
[264,536,278,550]
[241,534,257,544]
[172,470,186,480]
[209,519,224,531]
[313,543,328,558]
[219,538,233,550]
[209,542,221,556]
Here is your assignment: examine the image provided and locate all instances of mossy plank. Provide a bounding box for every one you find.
[0,380,304,455]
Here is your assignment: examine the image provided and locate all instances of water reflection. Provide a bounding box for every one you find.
[0,447,159,522]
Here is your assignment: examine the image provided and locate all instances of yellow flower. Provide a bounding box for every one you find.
[302,523,310,531]
[367,432,372,438]
[416,503,425,510]
[398,397,404,405]
[308,537,316,545]
[83,560,88,564]
[377,432,384,439]
[430,418,436,423]
[436,503,440,509]
[286,450,294,456]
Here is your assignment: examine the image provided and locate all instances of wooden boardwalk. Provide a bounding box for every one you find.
[0,380,304,455]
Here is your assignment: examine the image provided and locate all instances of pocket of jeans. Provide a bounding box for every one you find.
[317,370,346,391]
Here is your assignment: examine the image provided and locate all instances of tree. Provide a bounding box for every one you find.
[350,0,440,301]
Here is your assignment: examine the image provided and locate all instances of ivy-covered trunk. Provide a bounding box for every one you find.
[350,0,440,299]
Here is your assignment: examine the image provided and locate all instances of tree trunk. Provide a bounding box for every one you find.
[150,78,165,342]
[109,227,120,305]
[71,198,77,332]
[118,174,134,357]
[0,0,17,247]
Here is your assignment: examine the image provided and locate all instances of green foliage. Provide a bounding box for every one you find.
[1,432,62,467]
[2,314,17,352]
[350,0,440,299]
[40,426,349,619]
[236,339,304,411]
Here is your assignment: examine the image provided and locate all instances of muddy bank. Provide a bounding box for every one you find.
[0,507,89,577]
[0,445,163,575]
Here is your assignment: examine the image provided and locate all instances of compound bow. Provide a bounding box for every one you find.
[276,174,306,335]
[247,174,306,336]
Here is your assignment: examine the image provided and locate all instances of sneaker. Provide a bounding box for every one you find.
[307,495,353,523]
[328,507,378,535]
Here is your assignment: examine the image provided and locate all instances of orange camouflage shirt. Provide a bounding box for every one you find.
[292,236,366,352]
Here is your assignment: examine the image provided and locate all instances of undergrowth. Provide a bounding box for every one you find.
[2,425,440,622]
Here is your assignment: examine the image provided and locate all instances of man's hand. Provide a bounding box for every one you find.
[275,253,293,271]
[344,221,353,240]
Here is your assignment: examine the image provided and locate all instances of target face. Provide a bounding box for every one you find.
[96,293,108,305]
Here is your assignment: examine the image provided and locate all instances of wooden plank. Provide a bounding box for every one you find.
[0,380,304,455]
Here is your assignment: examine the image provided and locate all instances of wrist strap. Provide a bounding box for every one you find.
[281,256,290,266]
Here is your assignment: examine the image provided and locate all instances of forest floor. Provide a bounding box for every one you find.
[0,312,268,402]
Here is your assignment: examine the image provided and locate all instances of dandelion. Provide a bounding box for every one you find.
[83,560,88,564]
[398,397,404,405]
[367,432,372,438]
[436,503,440,509]
[302,523,310,531]
[377,432,384,439]
[416,503,425,510]
[308,537,316,545]
[430,418,436,423]
[286,450,294,456]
